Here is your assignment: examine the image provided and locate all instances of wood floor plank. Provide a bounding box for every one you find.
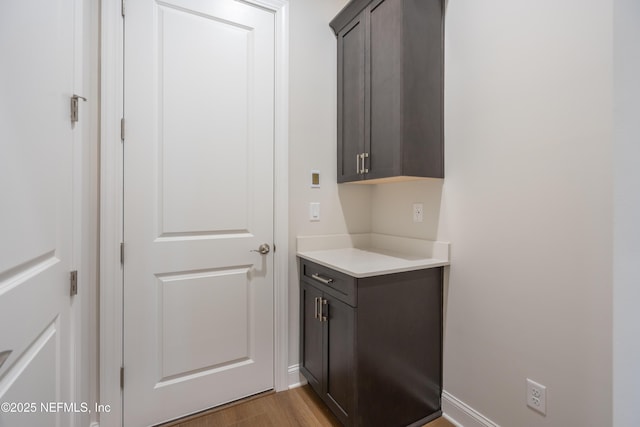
[293,386,340,425]
[176,410,227,427]
[163,391,275,427]
[423,416,455,427]
[221,397,271,425]
[166,385,454,427]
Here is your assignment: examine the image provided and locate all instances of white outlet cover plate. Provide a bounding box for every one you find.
[413,203,424,222]
[527,378,547,415]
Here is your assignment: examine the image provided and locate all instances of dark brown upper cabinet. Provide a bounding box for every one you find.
[331,0,444,183]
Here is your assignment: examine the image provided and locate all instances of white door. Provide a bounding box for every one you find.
[0,1,77,427]
[123,0,275,425]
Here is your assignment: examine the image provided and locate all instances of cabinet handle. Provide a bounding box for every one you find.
[311,273,334,285]
[362,152,369,173]
[314,297,319,319]
[356,154,361,175]
[321,299,328,322]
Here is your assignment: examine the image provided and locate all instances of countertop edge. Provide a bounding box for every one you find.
[297,251,449,278]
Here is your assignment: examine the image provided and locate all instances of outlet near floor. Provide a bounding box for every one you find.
[526,378,547,415]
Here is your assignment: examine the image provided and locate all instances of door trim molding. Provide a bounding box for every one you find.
[99,0,124,426]
[266,0,291,393]
[99,0,289,425]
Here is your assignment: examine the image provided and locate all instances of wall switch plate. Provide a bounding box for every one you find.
[413,203,424,222]
[309,202,320,221]
[526,378,547,415]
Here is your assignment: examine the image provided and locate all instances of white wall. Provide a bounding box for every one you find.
[288,2,622,425]
[438,0,613,425]
[613,0,640,425]
[288,0,370,365]
[371,179,443,240]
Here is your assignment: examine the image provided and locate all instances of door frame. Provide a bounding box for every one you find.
[99,0,290,425]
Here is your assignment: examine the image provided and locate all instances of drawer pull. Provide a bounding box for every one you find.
[311,273,334,285]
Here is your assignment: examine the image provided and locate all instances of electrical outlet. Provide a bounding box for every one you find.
[413,203,424,222]
[526,378,546,415]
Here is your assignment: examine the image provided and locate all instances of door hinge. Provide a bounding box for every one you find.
[120,242,124,264]
[70,270,78,296]
[120,367,124,389]
[121,0,125,17]
[120,118,125,141]
[70,95,87,125]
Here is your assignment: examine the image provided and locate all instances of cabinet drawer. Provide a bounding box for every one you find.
[300,259,357,307]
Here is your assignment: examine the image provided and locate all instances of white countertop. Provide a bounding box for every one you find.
[296,234,449,278]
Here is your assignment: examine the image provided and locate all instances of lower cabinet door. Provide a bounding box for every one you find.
[324,295,355,425]
[301,282,323,395]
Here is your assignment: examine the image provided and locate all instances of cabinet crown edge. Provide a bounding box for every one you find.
[330,0,445,35]
[329,0,370,34]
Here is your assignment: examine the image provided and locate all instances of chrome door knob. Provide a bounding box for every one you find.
[251,243,270,255]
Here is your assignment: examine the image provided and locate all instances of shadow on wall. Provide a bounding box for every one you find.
[337,183,374,234]
[370,178,444,241]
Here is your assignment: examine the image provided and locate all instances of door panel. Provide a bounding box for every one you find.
[159,268,251,378]
[337,14,366,182]
[0,328,57,427]
[0,1,76,426]
[368,0,402,179]
[301,282,323,395]
[324,296,354,423]
[159,4,255,234]
[124,0,275,425]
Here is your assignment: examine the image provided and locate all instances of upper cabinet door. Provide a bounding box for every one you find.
[337,12,367,183]
[367,0,403,180]
[332,0,444,184]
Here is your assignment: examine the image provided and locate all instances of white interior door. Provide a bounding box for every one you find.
[0,1,77,427]
[123,0,275,425]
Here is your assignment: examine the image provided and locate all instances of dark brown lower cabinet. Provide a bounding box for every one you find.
[299,258,443,427]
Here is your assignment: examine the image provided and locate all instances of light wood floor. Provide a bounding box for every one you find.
[160,385,454,427]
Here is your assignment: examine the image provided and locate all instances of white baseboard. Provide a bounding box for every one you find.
[442,390,500,427]
[287,364,307,389]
